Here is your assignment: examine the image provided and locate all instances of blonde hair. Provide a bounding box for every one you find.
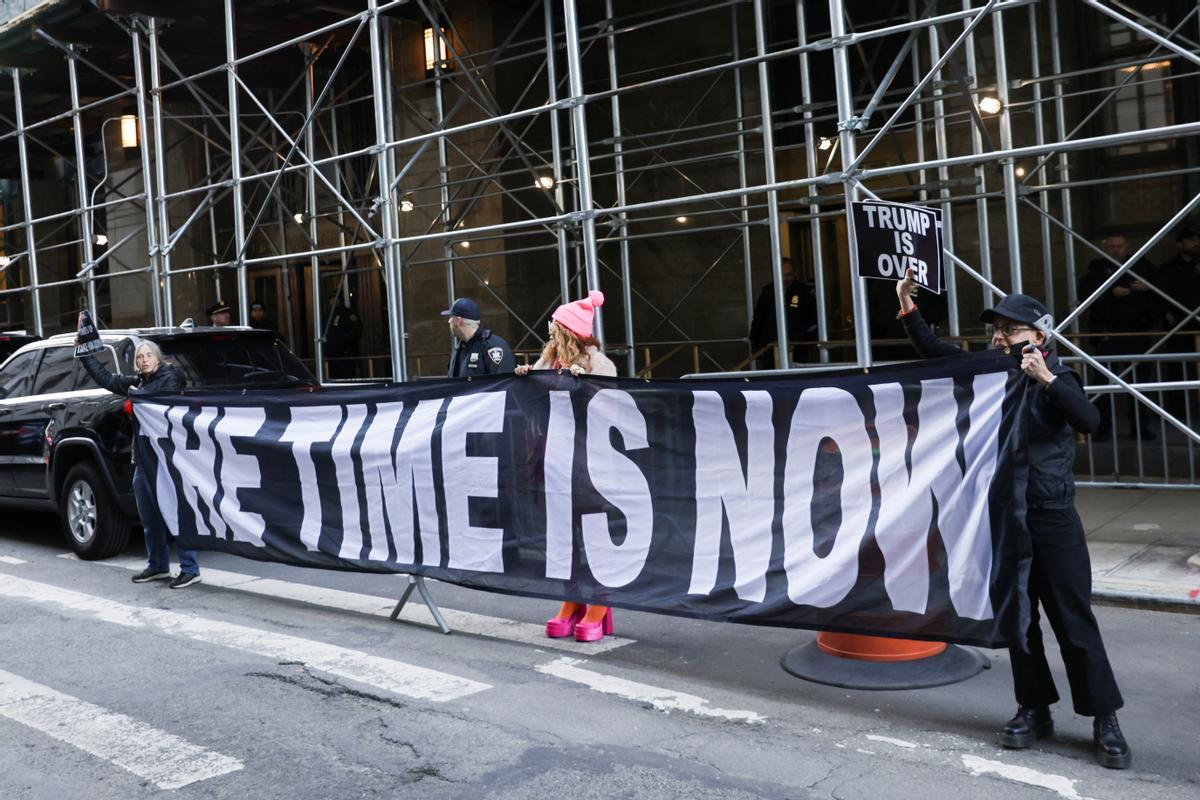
[541,322,599,370]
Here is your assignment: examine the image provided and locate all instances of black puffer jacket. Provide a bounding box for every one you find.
[81,353,185,396]
[901,309,1099,509]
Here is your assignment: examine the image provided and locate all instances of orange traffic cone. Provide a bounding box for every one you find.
[782,630,986,690]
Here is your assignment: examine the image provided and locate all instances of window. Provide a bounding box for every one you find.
[73,348,117,391]
[1105,60,1173,155]
[32,347,75,395]
[0,350,42,400]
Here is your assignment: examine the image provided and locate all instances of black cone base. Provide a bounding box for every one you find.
[781,640,988,690]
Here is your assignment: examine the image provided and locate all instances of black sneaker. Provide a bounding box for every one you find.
[999,705,1053,749]
[1093,712,1132,769]
[168,572,202,590]
[131,568,171,583]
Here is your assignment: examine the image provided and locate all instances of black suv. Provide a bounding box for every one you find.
[0,326,315,559]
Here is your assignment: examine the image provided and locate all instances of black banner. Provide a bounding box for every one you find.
[135,352,1031,647]
[852,200,944,293]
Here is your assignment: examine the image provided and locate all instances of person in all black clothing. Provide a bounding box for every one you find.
[748,257,817,367]
[896,268,1130,770]
[81,340,201,589]
[1078,232,1161,439]
[442,297,515,377]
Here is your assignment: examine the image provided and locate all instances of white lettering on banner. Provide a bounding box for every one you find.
[950,375,1003,620]
[782,387,874,607]
[358,402,413,563]
[279,407,344,552]
[333,406,367,560]
[582,389,653,587]
[544,391,576,579]
[863,203,932,236]
[396,400,444,566]
[164,405,222,539]
[212,408,267,545]
[689,390,774,602]
[443,392,507,572]
[135,403,180,531]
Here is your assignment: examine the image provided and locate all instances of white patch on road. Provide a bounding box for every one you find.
[1131,523,1160,531]
[0,573,490,703]
[0,669,242,790]
[0,556,26,565]
[536,657,765,724]
[865,734,918,749]
[961,755,1094,800]
[70,553,632,654]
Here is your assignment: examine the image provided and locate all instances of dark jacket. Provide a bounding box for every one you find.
[448,327,515,377]
[81,354,185,396]
[749,279,817,361]
[1078,257,1161,333]
[901,309,1099,509]
[81,353,186,464]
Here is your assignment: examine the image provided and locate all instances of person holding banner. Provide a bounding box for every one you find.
[895,269,1131,769]
[79,338,201,590]
[515,290,619,641]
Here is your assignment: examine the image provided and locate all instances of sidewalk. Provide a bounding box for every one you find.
[1076,487,1200,610]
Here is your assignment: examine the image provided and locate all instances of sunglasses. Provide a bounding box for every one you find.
[985,324,1035,337]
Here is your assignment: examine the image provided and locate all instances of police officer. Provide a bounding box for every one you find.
[206,300,231,327]
[442,297,515,377]
[895,268,1130,770]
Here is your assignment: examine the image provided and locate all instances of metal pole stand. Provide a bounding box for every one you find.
[390,575,451,635]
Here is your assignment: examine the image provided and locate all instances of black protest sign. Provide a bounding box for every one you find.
[851,200,944,293]
[74,310,103,358]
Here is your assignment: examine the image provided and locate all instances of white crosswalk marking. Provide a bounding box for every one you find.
[0,556,26,565]
[536,657,766,724]
[0,670,243,790]
[0,573,490,703]
[67,553,633,654]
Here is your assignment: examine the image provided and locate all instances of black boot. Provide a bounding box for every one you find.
[998,706,1053,749]
[1093,712,1131,769]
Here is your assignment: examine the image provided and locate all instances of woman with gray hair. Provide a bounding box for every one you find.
[81,339,201,589]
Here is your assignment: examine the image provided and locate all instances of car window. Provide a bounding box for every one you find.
[32,346,75,395]
[0,350,43,400]
[157,334,314,388]
[72,346,118,391]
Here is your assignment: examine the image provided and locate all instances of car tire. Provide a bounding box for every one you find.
[59,462,131,560]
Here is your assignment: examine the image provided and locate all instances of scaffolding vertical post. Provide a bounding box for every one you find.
[828,0,872,367]
[731,7,755,352]
[928,22,959,337]
[752,0,789,369]
[202,124,222,299]
[224,0,249,323]
[67,48,98,318]
[1028,1,1054,312]
[604,0,634,376]
[796,0,829,362]
[562,0,603,342]
[267,86,296,349]
[962,0,993,306]
[369,0,407,380]
[543,0,570,303]
[11,69,42,336]
[434,19,456,312]
[147,16,176,325]
[1049,0,1078,328]
[303,44,325,382]
[992,5,1021,293]
[130,26,164,327]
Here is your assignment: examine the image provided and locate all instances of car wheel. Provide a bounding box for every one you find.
[60,462,131,560]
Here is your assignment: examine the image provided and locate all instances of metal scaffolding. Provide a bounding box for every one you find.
[0,0,1198,484]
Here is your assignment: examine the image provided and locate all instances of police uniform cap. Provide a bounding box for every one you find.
[440,297,481,319]
[206,300,231,316]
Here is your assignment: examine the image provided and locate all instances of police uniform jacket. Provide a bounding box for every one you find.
[901,309,1100,509]
[448,327,516,377]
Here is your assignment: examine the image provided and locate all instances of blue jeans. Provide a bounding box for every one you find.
[132,466,199,575]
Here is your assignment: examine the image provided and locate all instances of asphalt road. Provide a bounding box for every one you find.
[0,510,1196,800]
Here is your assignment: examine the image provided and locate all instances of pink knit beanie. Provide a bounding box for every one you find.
[551,289,604,339]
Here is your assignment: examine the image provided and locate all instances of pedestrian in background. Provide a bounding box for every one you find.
[80,339,202,589]
[206,300,232,327]
[895,268,1130,770]
[515,290,618,642]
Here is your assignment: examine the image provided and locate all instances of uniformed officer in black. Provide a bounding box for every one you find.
[442,297,516,377]
[896,268,1131,770]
